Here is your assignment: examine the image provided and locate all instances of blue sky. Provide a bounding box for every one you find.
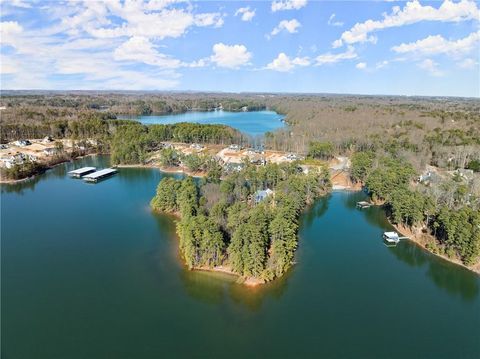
[0,0,479,96]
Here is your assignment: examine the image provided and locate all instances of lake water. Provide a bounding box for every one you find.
[2,156,479,358]
[122,110,285,136]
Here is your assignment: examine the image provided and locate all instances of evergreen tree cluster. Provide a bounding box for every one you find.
[110,122,241,164]
[351,152,480,266]
[151,163,331,281]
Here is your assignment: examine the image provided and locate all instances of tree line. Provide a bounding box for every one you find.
[110,122,242,164]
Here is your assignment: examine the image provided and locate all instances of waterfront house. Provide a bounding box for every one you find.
[1,153,26,168]
[224,162,244,173]
[190,143,204,150]
[228,144,241,151]
[43,148,57,156]
[14,140,31,147]
[254,188,274,204]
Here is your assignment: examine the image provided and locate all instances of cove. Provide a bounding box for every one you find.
[120,110,285,136]
[1,156,479,359]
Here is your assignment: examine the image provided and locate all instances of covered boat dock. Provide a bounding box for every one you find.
[68,167,96,178]
[383,231,400,244]
[83,168,117,182]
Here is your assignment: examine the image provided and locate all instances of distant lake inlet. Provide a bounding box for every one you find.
[119,110,286,136]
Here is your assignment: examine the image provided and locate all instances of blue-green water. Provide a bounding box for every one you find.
[123,110,285,136]
[2,156,479,358]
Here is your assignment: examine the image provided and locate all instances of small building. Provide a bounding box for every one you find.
[190,143,204,150]
[418,171,432,183]
[43,148,57,156]
[224,162,244,173]
[1,153,25,168]
[228,144,241,151]
[454,168,474,180]
[250,158,266,166]
[254,188,274,204]
[285,153,300,161]
[14,140,31,147]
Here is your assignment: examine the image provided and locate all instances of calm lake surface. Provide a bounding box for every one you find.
[2,156,479,359]
[123,110,285,136]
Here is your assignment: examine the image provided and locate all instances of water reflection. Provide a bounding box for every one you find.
[1,175,42,195]
[388,242,479,302]
[302,194,330,227]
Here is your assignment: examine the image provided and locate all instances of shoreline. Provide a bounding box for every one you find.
[0,153,99,185]
[5,154,478,276]
[117,163,207,178]
[349,181,480,275]
[391,222,480,275]
[193,266,265,287]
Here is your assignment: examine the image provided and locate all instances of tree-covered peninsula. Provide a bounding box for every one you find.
[151,162,331,284]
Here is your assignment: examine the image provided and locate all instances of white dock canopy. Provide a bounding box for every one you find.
[83,168,117,182]
[383,231,400,243]
[68,167,96,178]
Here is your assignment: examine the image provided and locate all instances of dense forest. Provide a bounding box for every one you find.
[1,92,479,268]
[151,162,330,282]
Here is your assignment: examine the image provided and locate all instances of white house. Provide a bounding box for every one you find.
[14,140,31,147]
[1,153,26,168]
[190,143,204,150]
[254,188,274,204]
[228,144,241,151]
[43,148,57,156]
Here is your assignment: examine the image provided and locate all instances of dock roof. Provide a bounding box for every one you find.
[83,168,117,179]
[68,167,96,175]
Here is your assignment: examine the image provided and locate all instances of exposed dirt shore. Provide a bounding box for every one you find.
[194,266,266,287]
[392,222,480,275]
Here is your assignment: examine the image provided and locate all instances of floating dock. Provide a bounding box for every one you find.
[356,201,372,209]
[383,231,400,244]
[68,167,96,178]
[83,168,117,182]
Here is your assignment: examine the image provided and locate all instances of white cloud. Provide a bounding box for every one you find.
[235,7,256,22]
[0,21,23,46]
[7,0,32,8]
[265,53,310,72]
[188,59,207,68]
[271,0,307,12]
[194,13,224,28]
[457,58,478,69]
[356,62,367,70]
[271,19,301,36]
[328,13,344,27]
[113,36,182,68]
[61,1,225,40]
[210,43,252,69]
[417,58,444,76]
[376,60,389,69]
[333,0,479,48]
[315,46,358,65]
[392,31,480,58]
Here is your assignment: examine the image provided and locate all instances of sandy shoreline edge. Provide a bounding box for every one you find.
[3,158,478,277]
